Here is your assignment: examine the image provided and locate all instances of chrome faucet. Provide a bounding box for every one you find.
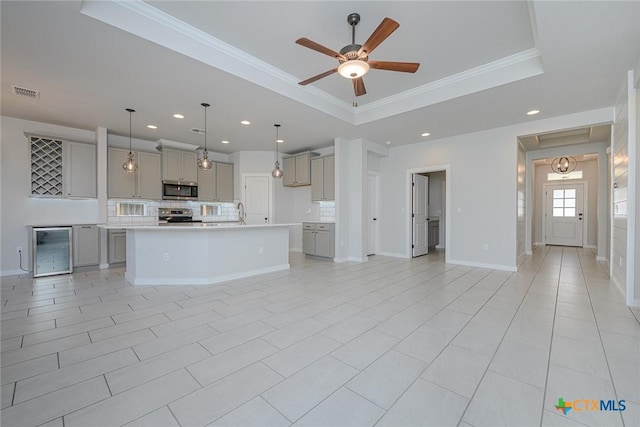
[237,202,246,225]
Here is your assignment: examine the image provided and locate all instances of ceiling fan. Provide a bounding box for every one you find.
[296,13,420,97]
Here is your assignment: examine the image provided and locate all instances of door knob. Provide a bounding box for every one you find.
[373,218,377,221]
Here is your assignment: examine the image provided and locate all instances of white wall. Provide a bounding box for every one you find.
[1,116,99,275]
[532,159,598,247]
[612,76,630,298]
[380,128,517,270]
[517,143,527,264]
[380,108,614,271]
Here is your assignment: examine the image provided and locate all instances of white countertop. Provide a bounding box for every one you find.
[99,223,300,230]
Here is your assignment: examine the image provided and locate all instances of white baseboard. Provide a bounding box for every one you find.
[630,299,640,309]
[289,247,302,253]
[375,251,409,258]
[533,242,544,246]
[0,269,28,277]
[333,256,368,263]
[435,245,445,249]
[126,263,290,285]
[585,245,597,249]
[447,258,517,272]
[611,275,626,299]
[99,263,110,269]
[596,256,607,262]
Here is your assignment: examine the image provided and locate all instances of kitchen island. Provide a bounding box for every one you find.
[100,223,295,285]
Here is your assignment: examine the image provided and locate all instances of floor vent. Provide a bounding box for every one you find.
[12,85,40,99]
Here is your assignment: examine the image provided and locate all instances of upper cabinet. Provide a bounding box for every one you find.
[162,148,197,183]
[197,161,234,202]
[311,156,335,201]
[30,135,96,198]
[283,151,318,187]
[63,141,97,198]
[108,147,161,199]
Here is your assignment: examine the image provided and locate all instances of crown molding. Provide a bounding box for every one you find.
[81,0,544,126]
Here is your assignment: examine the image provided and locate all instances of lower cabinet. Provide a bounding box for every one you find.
[72,225,100,267]
[108,230,127,264]
[302,222,335,258]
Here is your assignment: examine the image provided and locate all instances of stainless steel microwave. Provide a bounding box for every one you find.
[162,180,198,200]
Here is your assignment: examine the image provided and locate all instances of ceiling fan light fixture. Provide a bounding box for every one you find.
[338,60,370,79]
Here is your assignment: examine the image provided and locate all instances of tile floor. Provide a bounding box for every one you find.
[1,246,639,426]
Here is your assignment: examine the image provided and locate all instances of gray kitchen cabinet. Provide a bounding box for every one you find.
[73,224,99,267]
[428,219,440,247]
[108,230,126,264]
[198,162,234,202]
[64,142,97,198]
[108,147,161,199]
[311,156,335,201]
[162,148,198,183]
[283,152,316,187]
[302,222,334,258]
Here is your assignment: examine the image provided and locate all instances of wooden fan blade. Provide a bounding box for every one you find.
[353,77,366,97]
[358,18,399,57]
[368,61,420,73]
[298,68,338,86]
[296,38,345,60]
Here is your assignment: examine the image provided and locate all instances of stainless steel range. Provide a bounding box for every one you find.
[158,208,202,224]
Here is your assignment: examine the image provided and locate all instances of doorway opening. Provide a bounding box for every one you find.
[406,166,450,262]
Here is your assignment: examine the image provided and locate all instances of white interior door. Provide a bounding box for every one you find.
[545,183,584,246]
[367,174,378,255]
[243,174,271,225]
[412,174,429,257]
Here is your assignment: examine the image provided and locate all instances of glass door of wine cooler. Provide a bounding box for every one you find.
[32,227,73,277]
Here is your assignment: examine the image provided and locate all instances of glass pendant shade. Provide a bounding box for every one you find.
[198,150,213,170]
[123,152,137,172]
[272,161,283,178]
[272,124,283,179]
[198,102,211,171]
[122,108,137,173]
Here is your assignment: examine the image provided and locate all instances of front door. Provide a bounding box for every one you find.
[243,174,271,225]
[412,174,429,257]
[545,183,584,246]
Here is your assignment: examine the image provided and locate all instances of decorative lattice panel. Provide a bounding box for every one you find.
[30,137,63,196]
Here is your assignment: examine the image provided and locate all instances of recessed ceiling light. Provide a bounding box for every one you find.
[221,140,230,144]
[277,139,284,143]
[173,114,184,119]
[421,132,431,137]
[240,120,251,125]
[527,110,540,116]
[147,125,157,129]
[385,141,391,145]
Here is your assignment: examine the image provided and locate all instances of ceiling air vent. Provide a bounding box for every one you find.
[12,85,40,99]
[190,128,206,135]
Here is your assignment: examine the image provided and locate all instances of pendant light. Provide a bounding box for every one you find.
[198,102,213,171]
[272,124,283,179]
[551,156,577,176]
[122,108,137,172]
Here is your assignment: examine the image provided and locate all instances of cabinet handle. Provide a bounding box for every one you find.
[81,225,92,229]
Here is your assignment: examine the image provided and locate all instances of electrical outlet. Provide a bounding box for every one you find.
[259,246,264,254]
[16,246,23,253]
[163,253,169,261]
[483,243,489,250]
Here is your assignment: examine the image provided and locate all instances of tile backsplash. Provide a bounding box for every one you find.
[319,202,336,222]
[107,199,238,224]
